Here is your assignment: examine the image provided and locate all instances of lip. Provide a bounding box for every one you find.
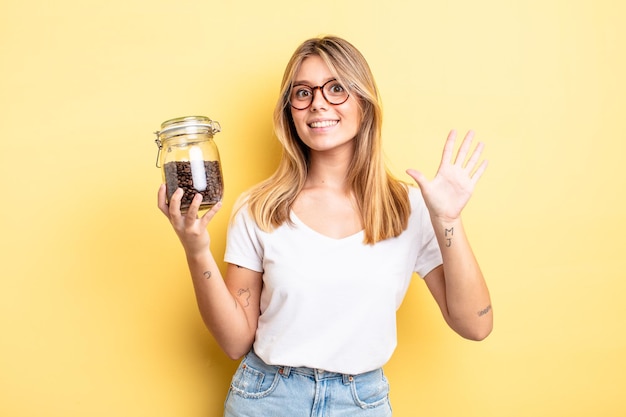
[307,119,339,128]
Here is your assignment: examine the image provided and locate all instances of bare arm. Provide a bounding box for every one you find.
[423,221,492,340]
[158,185,261,359]
[407,130,493,340]
[185,254,262,359]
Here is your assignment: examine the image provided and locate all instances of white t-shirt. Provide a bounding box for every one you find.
[224,186,442,374]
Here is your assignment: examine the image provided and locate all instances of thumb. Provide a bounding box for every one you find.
[406,169,428,188]
[199,200,223,227]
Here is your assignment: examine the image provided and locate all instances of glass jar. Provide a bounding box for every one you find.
[154,116,223,212]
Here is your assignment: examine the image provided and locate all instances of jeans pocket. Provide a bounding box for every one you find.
[350,368,391,409]
[229,358,281,399]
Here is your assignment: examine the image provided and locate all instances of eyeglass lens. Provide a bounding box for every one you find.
[290,79,349,110]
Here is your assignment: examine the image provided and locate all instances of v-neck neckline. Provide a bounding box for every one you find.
[290,211,364,242]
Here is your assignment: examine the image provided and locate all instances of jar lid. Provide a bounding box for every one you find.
[156,115,221,138]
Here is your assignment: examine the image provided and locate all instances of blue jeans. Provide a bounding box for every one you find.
[224,349,393,417]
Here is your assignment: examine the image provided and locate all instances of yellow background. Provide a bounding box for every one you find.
[1,0,624,416]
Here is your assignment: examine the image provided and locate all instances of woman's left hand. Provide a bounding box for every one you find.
[406,130,488,222]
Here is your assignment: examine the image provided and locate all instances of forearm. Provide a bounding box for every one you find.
[432,217,493,340]
[185,250,256,359]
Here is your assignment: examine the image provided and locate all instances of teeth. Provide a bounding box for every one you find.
[309,120,338,128]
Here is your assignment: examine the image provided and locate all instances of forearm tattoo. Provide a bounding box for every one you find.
[237,288,251,308]
[478,305,492,317]
[203,271,212,280]
[445,227,454,247]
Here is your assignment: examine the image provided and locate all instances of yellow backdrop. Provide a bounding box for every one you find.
[1,0,624,416]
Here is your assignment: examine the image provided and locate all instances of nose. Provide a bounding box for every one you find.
[309,86,327,111]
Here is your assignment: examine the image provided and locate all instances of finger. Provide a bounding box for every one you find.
[199,200,223,227]
[471,159,489,184]
[464,141,485,172]
[406,169,428,188]
[441,129,458,166]
[168,187,184,217]
[454,130,475,166]
[184,193,204,223]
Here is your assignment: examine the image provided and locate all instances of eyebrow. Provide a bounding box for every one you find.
[292,77,336,86]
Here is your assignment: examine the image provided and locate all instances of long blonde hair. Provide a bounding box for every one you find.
[245,36,410,244]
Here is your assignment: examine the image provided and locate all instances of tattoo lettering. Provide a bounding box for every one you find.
[203,271,212,280]
[445,227,454,247]
[478,305,492,317]
[237,288,251,308]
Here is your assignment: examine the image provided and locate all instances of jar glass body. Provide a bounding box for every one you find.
[155,116,223,212]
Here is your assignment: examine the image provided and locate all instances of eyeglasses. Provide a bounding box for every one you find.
[289,79,350,110]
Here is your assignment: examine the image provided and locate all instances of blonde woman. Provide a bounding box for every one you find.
[158,36,492,416]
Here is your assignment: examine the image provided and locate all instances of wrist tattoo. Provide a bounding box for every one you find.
[445,227,454,247]
[478,305,492,317]
[203,271,212,280]
[237,288,251,308]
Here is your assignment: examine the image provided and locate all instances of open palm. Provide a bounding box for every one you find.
[407,130,488,222]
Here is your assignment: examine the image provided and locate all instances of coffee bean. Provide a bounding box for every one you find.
[164,160,223,212]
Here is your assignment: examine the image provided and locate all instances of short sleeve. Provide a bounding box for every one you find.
[224,202,264,273]
[409,187,443,278]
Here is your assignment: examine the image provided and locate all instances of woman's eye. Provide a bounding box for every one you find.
[329,83,345,93]
[295,89,311,99]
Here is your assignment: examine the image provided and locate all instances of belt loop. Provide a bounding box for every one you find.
[279,366,292,378]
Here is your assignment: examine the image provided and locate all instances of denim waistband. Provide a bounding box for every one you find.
[280,364,355,383]
[246,349,371,384]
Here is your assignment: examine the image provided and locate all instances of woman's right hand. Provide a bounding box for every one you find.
[157,184,222,255]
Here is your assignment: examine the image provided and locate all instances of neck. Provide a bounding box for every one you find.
[306,150,352,191]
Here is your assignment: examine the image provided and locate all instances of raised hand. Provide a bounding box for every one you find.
[406,130,488,222]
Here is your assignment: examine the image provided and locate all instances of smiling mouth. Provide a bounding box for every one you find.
[308,120,339,128]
